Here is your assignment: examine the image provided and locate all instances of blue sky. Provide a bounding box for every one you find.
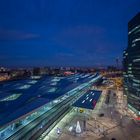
[0,0,140,67]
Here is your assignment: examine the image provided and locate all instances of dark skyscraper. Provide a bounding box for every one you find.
[123,12,140,116]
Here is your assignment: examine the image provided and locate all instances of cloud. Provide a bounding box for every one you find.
[59,25,105,38]
[51,25,118,54]
[49,25,123,65]
[0,29,40,41]
[57,52,74,57]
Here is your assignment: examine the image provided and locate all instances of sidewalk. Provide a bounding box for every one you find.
[59,89,140,140]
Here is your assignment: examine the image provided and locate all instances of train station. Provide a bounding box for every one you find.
[0,73,103,140]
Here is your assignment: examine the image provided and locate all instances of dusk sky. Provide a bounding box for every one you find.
[0,0,140,68]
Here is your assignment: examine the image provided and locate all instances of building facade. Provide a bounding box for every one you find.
[123,13,140,116]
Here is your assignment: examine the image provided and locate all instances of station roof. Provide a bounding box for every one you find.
[0,73,98,127]
[73,90,102,110]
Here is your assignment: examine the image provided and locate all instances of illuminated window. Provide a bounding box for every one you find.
[132,38,140,43]
[124,74,128,77]
[128,71,132,74]
[133,83,140,87]
[125,53,128,56]
[82,100,85,103]
[31,76,41,79]
[18,84,31,89]
[50,82,57,86]
[129,25,140,34]
[28,80,37,84]
[133,79,140,83]
[48,87,57,92]
[51,77,62,82]
[134,29,140,34]
[133,59,140,63]
[129,74,134,77]
[132,43,136,47]
[0,94,22,102]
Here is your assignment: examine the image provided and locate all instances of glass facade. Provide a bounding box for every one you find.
[123,13,140,116]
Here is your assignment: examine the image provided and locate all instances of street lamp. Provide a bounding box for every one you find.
[111,111,113,120]
[120,115,123,126]
[94,117,97,128]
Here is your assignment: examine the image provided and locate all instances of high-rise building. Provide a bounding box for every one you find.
[123,12,140,116]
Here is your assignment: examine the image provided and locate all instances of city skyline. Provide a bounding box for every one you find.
[0,0,140,67]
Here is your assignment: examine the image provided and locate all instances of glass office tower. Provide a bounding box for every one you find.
[123,13,140,116]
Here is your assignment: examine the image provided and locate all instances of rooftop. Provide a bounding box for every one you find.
[0,73,98,127]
